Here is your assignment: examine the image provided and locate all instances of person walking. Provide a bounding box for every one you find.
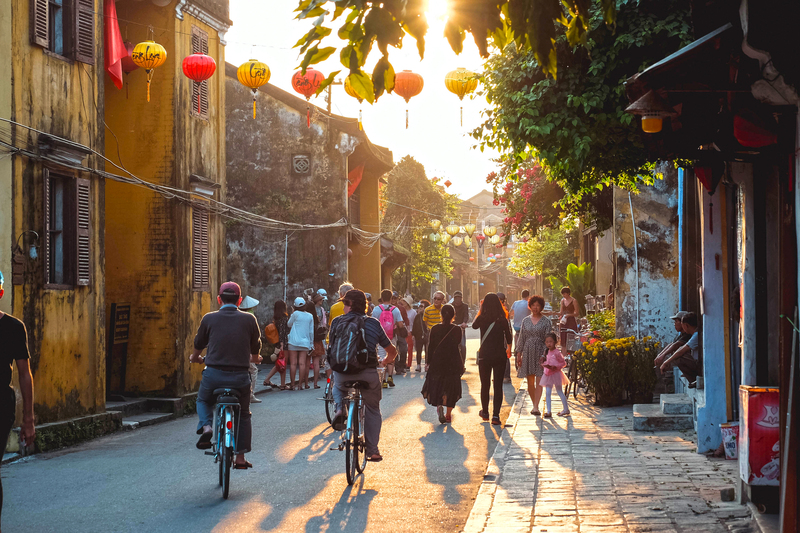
[240,295,263,403]
[515,295,553,416]
[400,296,416,369]
[373,289,404,388]
[451,291,470,364]
[558,287,579,348]
[508,290,531,384]
[390,291,410,374]
[412,299,430,371]
[539,333,570,417]
[263,300,290,390]
[472,293,513,426]
[422,304,465,424]
[287,297,314,390]
[312,293,329,388]
[304,300,324,389]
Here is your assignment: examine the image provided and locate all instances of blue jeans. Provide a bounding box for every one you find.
[196,367,252,454]
[333,368,382,456]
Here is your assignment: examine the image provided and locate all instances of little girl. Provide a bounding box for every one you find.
[539,333,570,418]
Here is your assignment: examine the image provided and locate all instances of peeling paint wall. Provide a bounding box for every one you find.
[225,75,349,329]
[614,164,680,342]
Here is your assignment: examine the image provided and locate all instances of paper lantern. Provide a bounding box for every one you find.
[131,40,167,102]
[444,180,452,188]
[464,223,476,237]
[446,222,460,236]
[345,74,370,130]
[625,90,674,134]
[469,257,475,262]
[292,69,324,128]
[394,70,424,128]
[182,53,216,114]
[441,234,452,245]
[444,68,478,126]
[430,219,441,231]
[237,59,271,118]
[490,235,501,244]
[483,226,497,237]
[451,236,463,247]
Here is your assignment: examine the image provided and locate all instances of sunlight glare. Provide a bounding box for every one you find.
[426,0,449,21]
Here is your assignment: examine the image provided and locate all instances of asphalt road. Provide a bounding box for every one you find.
[3,329,520,533]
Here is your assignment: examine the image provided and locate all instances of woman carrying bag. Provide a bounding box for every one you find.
[472,293,513,425]
[263,300,290,390]
[421,304,465,424]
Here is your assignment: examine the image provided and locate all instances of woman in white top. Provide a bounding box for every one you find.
[287,297,315,390]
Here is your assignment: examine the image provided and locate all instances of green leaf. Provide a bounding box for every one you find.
[372,56,395,99]
[299,45,337,71]
[347,71,374,104]
[315,70,341,96]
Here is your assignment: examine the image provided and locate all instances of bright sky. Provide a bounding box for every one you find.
[225,0,501,201]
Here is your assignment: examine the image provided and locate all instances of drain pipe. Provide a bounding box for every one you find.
[628,192,640,339]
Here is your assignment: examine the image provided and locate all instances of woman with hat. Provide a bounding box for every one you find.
[287,297,315,390]
[239,295,263,403]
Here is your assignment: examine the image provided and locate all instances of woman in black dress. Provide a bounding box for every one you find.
[422,304,465,424]
[472,293,514,425]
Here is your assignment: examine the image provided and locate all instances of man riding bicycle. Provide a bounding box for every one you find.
[189,281,262,469]
[328,289,397,463]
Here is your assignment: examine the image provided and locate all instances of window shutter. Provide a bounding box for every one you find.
[193,207,210,290]
[43,168,51,285]
[30,0,49,47]
[75,177,91,286]
[73,0,94,64]
[200,209,209,287]
[191,27,210,118]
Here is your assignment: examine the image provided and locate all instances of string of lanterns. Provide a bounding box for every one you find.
[423,219,514,263]
[122,39,479,127]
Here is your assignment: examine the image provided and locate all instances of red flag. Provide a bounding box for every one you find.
[104,0,126,90]
[347,164,365,197]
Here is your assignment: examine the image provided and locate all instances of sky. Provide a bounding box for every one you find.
[225,0,502,201]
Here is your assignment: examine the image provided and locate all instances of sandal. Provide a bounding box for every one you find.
[478,409,489,421]
[314,384,321,389]
[281,385,292,391]
[543,412,552,418]
[233,460,253,470]
[263,380,276,387]
[530,408,541,416]
[196,431,213,450]
[558,411,571,417]
[491,416,501,426]
[366,454,383,462]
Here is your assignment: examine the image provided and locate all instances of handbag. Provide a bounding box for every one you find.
[275,350,286,371]
[476,321,496,363]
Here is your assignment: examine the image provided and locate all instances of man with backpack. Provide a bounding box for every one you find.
[328,289,397,462]
[372,289,404,388]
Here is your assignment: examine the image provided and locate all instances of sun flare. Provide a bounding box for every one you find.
[426,0,449,21]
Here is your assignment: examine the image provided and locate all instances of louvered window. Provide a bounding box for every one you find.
[30,0,94,64]
[44,170,91,288]
[191,27,210,119]
[192,207,210,291]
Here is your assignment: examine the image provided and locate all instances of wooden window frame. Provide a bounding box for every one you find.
[192,206,210,291]
[43,168,91,290]
[190,26,210,120]
[30,0,94,64]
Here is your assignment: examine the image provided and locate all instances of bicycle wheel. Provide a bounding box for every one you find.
[324,379,335,425]
[222,445,232,499]
[355,399,367,473]
[216,414,223,487]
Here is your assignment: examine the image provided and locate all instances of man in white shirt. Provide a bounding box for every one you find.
[372,289,404,388]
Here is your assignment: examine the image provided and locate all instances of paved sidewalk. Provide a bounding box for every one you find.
[463,389,753,533]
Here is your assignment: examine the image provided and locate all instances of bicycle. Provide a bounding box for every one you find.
[330,379,368,485]
[204,388,240,499]
[319,374,335,425]
[561,328,586,399]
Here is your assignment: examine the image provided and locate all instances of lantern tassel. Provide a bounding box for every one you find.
[146,80,150,102]
[253,98,256,119]
[358,108,362,131]
[307,105,310,128]
[460,106,463,127]
[405,108,409,129]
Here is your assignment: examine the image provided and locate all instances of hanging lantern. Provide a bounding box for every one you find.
[444,68,478,126]
[237,59,270,119]
[344,74,370,130]
[464,223,476,238]
[625,90,674,134]
[444,180,452,188]
[490,235,501,244]
[469,257,475,262]
[131,40,167,102]
[483,226,497,237]
[446,222,460,236]
[441,234,452,245]
[182,52,216,114]
[451,236,463,247]
[467,246,475,253]
[429,233,441,243]
[394,70,424,129]
[430,219,442,231]
[292,68,325,128]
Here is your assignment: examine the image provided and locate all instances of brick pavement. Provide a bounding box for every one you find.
[463,389,753,533]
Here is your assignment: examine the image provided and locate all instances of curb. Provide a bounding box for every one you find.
[746,503,779,533]
[462,386,528,533]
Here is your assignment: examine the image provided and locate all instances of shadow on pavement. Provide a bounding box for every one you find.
[303,477,377,533]
[420,424,471,505]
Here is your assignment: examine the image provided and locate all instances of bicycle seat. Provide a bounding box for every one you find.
[342,380,369,389]
[213,388,241,398]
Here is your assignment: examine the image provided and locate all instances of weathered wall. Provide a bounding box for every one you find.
[614,164,680,342]
[0,0,12,315]
[105,2,225,396]
[595,231,614,295]
[225,73,349,329]
[11,0,106,422]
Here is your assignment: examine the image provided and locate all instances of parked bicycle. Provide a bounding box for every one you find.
[204,388,240,499]
[561,328,586,399]
[329,378,370,485]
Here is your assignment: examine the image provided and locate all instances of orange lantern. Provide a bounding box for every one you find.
[394,70,424,129]
[292,69,324,128]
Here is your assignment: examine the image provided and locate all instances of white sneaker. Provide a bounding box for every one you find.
[415,365,421,372]
[250,396,262,403]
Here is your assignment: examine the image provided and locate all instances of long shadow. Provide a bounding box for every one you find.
[419,424,471,505]
[303,477,377,533]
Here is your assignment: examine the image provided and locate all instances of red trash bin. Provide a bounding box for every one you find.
[738,386,780,486]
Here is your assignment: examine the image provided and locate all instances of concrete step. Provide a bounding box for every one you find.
[660,393,693,415]
[633,404,694,431]
[121,412,174,430]
[105,398,150,417]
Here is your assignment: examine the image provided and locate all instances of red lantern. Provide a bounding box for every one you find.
[292,69,325,128]
[182,53,217,114]
[469,257,475,262]
[394,70,424,128]
[476,234,486,242]
[444,180,452,188]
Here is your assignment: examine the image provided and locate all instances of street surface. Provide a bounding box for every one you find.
[3,329,518,533]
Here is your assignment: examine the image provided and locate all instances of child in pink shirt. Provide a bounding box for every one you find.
[539,333,570,417]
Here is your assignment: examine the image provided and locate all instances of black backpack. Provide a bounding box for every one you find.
[327,314,371,374]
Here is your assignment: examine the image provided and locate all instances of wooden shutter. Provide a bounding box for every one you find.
[43,168,51,285]
[192,207,210,290]
[75,177,91,286]
[30,0,49,47]
[73,0,94,64]
[191,27,210,118]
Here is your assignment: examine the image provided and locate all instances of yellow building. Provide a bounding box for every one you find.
[104,1,230,397]
[1,0,106,424]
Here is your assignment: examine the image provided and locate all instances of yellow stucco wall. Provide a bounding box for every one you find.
[10,0,106,423]
[0,0,12,316]
[104,2,224,396]
[348,174,381,296]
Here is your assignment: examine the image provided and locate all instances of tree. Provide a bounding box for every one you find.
[293,0,618,100]
[381,156,458,295]
[473,0,692,205]
[508,221,578,280]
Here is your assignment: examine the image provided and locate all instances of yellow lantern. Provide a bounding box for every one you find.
[441,233,452,245]
[452,236,463,247]
[490,235,501,244]
[464,223,476,237]
[430,219,442,231]
[237,59,271,119]
[345,74,370,130]
[483,225,497,237]
[131,40,167,102]
[444,68,478,125]
[446,222,460,236]
[430,233,441,243]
